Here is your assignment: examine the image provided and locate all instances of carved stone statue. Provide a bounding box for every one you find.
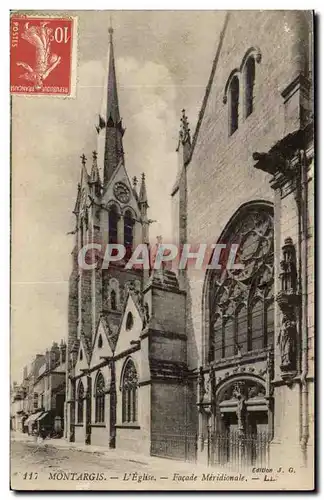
[236,395,246,433]
[204,371,211,402]
[198,367,205,403]
[279,237,297,293]
[232,381,246,433]
[277,314,297,372]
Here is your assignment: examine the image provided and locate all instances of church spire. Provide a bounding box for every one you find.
[106,27,120,128]
[96,26,125,187]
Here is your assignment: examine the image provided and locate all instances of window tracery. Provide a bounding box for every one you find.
[95,372,105,423]
[77,381,84,423]
[121,359,138,423]
[209,207,274,361]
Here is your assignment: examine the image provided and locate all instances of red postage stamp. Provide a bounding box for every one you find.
[10,15,77,97]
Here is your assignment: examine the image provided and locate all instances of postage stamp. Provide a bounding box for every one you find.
[10,15,77,97]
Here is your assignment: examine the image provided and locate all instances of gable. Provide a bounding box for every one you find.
[90,318,113,369]
[114,293,143,357]
[101,161,140,218]
[74,338,89,376]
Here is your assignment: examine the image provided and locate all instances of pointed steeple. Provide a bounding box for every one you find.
[138,173,148,207]
[89,151,101,196]
[73,183,81,215]
[96,26,125,187]
[132,176,138,200]
[80,153,90,185]
[106,27,120,127]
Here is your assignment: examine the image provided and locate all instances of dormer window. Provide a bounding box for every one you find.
[98,334,103,348]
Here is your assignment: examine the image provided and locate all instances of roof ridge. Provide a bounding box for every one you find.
[190,12,230,162]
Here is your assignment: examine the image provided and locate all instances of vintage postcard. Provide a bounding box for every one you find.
[10,10,315,491]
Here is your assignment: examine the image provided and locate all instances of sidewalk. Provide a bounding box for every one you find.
[10,431,210,474]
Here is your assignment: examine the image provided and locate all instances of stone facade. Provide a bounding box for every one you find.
[172,10,314,472]
[65,12,314,476]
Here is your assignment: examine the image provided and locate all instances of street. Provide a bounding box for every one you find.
[10,435,304,491]
[10,436,208,491]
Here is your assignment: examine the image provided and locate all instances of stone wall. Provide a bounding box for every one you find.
[184,10,310,370]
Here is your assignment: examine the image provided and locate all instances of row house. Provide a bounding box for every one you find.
[11,341,66,437]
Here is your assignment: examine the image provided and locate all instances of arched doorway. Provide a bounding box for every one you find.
[211,376,270,469]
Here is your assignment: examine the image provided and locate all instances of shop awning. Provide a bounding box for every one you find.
[36,412,49,422]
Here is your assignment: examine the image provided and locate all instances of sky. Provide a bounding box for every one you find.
[11,10,225,382]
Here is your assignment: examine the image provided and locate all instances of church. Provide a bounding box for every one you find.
[65,11,314,472]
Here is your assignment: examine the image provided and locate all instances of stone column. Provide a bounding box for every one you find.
[67,378,75,442]
[196,367,215,466]
[85,375,92,445]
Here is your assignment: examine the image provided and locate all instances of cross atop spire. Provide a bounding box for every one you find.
[109,13,113,36]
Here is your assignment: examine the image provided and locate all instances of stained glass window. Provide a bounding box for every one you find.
[209,207,274,361]
[122,359,138,423]
[245,56,255,118]
[109,205,118,244]
[77,381,84,424]
[95,373,105,423]
[124,210,134,260]
[230,76,239,135]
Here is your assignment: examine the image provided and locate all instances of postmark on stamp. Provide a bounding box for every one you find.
[10,15,77,97]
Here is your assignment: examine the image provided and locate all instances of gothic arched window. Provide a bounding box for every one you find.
[229,75,239,135]
[77,381,84,424]
[109,205,118,244]
[244,56,255,118]
[121,359,138,423]
[95,372,105,423]
[208,206,274,362]
[124,210,134,260]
